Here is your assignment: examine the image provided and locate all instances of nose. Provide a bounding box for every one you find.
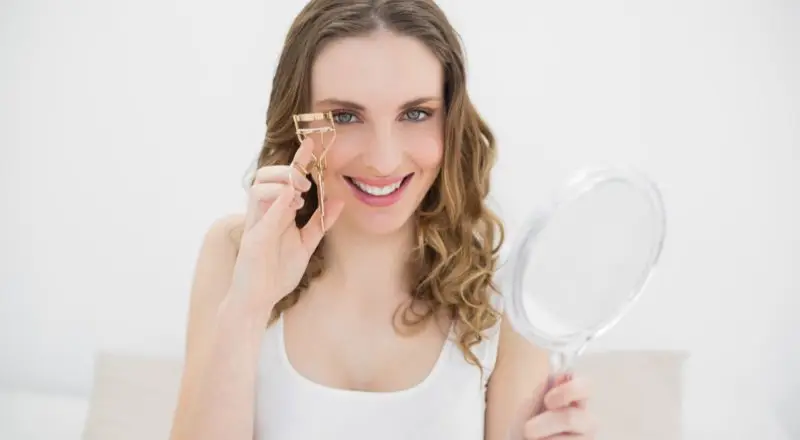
[362,124,402,176]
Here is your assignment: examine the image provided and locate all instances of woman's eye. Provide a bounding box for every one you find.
[332,112,359,124]
[403,109,429,121]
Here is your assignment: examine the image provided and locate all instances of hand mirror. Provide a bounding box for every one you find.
[501,167,667,396]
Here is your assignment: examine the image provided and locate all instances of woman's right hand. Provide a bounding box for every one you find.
[226,137,344,322]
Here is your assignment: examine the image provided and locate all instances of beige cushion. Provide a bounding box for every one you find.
[82,353,183,440]
[575,350,688,440]
[82,350,687,440]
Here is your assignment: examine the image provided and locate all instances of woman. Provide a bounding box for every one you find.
[170,1,596,439]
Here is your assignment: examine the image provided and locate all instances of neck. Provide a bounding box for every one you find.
[320,220,416,299]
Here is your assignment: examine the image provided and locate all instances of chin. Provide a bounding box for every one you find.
[333,172,430,237]
[342,209,415,236]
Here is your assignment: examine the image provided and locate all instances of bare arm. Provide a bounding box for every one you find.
[484,317,551,440]
[169,215,266,440]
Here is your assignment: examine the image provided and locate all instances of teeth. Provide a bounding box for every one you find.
[352,178,403,196]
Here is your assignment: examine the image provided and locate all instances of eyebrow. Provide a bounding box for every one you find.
[314,96,442,111]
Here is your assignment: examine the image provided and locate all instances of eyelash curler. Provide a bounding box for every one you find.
[291,111,337,231]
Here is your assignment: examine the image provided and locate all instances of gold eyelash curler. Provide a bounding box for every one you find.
[291,111,337,231]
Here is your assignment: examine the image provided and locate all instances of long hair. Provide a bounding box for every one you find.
[238,0,505,369]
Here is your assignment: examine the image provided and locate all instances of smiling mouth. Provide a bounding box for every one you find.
[344,173,414,197]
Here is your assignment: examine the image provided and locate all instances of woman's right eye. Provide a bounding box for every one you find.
[332,111,359,124]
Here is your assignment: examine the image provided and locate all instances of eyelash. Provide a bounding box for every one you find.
[331,108,433,125]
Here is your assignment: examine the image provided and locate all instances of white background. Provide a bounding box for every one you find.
[1,0,798,439]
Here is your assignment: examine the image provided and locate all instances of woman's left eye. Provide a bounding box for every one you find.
[403,109,430,121]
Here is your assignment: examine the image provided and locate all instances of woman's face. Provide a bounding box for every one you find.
[309,30,445,236]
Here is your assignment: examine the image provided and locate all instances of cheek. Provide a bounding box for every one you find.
[317,143,357,197]
[409,133,444,172]
[320,142,358,173]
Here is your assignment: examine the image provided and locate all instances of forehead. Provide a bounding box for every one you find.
[310,30,443,107]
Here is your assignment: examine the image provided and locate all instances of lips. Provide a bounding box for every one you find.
[344,173,414,207]
[345,174,413,196]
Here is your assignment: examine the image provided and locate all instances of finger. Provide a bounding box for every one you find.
[291,136,317,175]
[292,192,305,209]
[528,374,563,417]
[545,373,573,395]
[254,165,312,191]
[523,408,593,439]
[245,183,296,229]
[256,185,298,234]
[300,198,344,254]
[250,182,294,201]
[544,376,590,410]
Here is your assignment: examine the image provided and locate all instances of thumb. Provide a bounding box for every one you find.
[300,199,344,254]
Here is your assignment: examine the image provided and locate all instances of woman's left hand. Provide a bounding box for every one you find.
[521,373,596,439]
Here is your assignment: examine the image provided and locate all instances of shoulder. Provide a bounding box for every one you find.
[491,288,549,373]
[482,296,551,440]
[187,214,246,310]
[468,291,548,382]
[480,292,550,378]
[495,314,549,376]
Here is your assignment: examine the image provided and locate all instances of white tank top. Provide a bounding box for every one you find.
[254,301,503,440]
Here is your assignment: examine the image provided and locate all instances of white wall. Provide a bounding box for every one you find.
[1,0,797,438]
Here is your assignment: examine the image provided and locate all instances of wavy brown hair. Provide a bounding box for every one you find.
[239,0,505,369]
